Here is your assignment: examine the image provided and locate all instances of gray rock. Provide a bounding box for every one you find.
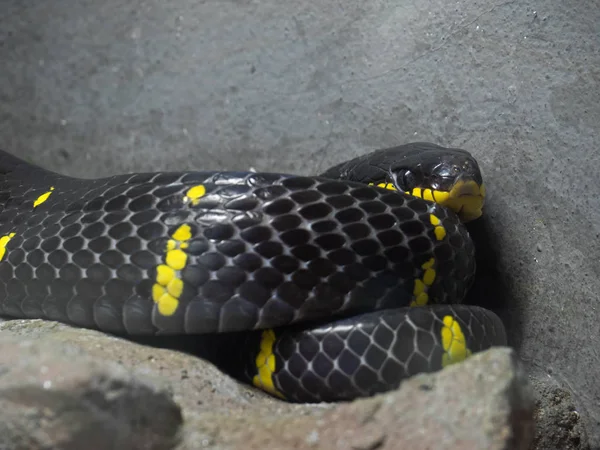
[0,319,536,450]
[0,321,183,450]
[529,377,590,450]
[176,347,535,450]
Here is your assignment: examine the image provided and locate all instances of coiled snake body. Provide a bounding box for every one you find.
[0,143,506,403]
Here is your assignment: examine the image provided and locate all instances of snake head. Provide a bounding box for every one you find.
[388,145,486,222]
[321,142,486,222]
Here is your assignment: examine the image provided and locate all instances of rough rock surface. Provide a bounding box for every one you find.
[529,377,590,450]
[0,323,183,450]
[0,319,535,450]
[183,350,534,450]
[1,0,599,447]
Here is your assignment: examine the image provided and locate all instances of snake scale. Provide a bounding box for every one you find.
[0,142,506,403]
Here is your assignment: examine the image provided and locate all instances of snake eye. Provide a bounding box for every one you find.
[401,170,417,190]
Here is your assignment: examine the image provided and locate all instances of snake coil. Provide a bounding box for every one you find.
[0,143,506,402]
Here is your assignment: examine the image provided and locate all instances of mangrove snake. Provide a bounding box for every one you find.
[0,142,506,403]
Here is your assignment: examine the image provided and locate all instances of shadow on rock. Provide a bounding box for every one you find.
[465,213,523,351]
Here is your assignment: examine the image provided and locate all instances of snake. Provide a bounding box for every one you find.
[0,142,506,403]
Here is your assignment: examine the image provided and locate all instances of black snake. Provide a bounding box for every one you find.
[0,142,506,403]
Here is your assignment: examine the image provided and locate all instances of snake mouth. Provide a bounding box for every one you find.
[436,179,486,222]
[402,179,485,222]
[370,178,486,222]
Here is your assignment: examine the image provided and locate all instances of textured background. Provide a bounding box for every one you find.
[1,0,599,446]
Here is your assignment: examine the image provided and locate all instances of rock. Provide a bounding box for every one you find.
[181,347,535,450]
[529,377,590,450]
[0,321,183,450]
[0,319,536,450]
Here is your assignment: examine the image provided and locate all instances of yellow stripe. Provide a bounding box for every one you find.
[441,315,472,367]
[172,224,192,241]
[421,258,435,270]
[157,293,179,316]
[152,223,194,317]
[252,329,285,399]
[423,268,436,286]
[406,180,485,222]
[0,232,16,261]
[167,277,184,298]
[33,187,55,207]
[432,190,450,203]
[434,226,447,241]
[165,249,187,271]
[410,215,447,306]
[429,214,446,241]
[429,214,440,226]
[368,182,397,191]
[156,265,175,285]
[410,260,437,307]
[413,279,425,296]
[414,292,428,306]
[184,185,207,206]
